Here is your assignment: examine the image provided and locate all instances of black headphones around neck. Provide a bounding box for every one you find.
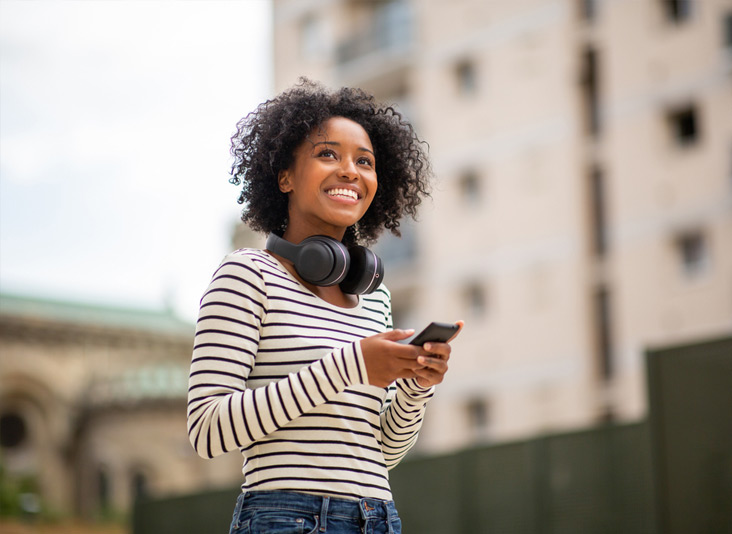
[266,233,384,295]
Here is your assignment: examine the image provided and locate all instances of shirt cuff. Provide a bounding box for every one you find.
[396,378,435,400]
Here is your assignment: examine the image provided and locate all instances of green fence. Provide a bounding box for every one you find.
[647,335,732,534]
[389,422,656,534]
[133,486,238,534]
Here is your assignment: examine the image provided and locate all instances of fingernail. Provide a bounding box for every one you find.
[424,343,432,351]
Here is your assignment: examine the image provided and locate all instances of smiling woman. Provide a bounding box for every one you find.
[228,78,431,247]
[188,79,464,534]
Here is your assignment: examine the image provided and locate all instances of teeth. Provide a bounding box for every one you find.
[327,188,358,200]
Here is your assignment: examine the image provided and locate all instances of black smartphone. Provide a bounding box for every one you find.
[408,322,460,346]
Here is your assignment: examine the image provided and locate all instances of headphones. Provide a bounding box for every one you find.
[266,233,384,295]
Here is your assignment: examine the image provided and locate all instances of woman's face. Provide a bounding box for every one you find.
[278,116,378,241]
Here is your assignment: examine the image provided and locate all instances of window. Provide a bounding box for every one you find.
[299,13,323,59]
[667,105,699,147]
[336,0,413,64]
[0,413,27,448]
[97,467,111,513]
[676,230,708,276]
[662,0,693,23]
[579,0,598,22]
[580,46,600,137]
[455,59,478,96]
[465,397,490,434]
[593,286,613,381]
[463,283,487,317]
[373,219,417,267]
[588,166,607,256]
[458,170,482,206]
[131,470,149,502]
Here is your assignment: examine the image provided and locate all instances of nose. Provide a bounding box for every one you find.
[339,158,359,180]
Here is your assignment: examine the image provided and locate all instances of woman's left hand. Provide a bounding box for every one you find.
[412,320,464,388]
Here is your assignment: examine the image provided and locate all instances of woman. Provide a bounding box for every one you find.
[188,79,463,534]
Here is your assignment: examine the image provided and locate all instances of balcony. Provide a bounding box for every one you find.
[335,0,414,86]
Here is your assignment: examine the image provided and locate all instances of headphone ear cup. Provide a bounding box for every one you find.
[297,236,350,286]
[340,246,384,295]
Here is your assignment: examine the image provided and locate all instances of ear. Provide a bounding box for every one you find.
[278,170,292,194]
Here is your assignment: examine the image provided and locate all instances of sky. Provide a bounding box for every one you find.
[0,0,273,321]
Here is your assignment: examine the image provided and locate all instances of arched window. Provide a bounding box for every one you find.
[0,412,27,449]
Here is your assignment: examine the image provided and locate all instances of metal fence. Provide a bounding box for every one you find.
[647,335,732,534]
[389,423,656,534]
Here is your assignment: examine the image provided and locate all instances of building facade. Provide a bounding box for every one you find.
[0,293,243,518]
[269,0,732,451]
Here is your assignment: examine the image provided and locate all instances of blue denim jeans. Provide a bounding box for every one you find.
[229,490,402,534]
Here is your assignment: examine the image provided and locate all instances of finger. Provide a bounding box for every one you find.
[422,342,451,360]
[414,366,439,379]
[400,355,429,371]
[413,367,444,386]
[417,355,448,371]
[447,320,465,343]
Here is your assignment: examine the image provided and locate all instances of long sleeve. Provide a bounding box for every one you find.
[380,379,434,469]
[187,253,369,459]
[378,308,435,469]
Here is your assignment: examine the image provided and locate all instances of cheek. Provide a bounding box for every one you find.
[367,174,378,200]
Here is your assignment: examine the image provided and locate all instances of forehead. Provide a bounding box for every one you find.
[305,116,373,148]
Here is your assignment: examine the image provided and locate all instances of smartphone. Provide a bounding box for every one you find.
[408,322,460,346]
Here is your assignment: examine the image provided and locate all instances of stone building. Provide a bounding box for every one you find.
[270,0,732,451]
[0,293,242,517]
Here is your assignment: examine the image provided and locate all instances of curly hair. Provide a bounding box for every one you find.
[229,78,432,246]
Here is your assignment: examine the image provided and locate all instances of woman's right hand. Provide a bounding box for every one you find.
[359,329,423,387]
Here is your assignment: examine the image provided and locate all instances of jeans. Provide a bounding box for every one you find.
[229,490,402,534]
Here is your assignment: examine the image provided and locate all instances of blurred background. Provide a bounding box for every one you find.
[1,0,731,533]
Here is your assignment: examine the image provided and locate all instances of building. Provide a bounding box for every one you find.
[269,0,732,451]
[0,293,243,517]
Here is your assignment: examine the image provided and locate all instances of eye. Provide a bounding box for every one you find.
[317,148,337,159]
[358,156,374,167]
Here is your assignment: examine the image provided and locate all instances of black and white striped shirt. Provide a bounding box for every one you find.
[187,248,434,501]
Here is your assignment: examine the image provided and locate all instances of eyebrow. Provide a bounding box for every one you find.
[313,141,374,156]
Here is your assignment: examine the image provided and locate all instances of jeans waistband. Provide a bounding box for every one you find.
[240,490,398,522]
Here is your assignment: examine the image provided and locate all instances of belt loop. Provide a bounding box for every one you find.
[319,496,329,532]
[358,498,368,520]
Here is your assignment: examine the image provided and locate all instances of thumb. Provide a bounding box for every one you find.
[382,328,415,342]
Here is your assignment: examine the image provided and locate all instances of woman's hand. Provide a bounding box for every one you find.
[412,319,463,388]
[359,321,464,388]
[360,329,420,388]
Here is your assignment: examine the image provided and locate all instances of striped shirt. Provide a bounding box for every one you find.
[187,248,434,501]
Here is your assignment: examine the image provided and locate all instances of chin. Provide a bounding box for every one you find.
[327,213,365,230]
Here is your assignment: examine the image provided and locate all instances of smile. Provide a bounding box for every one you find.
[326,188,360,201]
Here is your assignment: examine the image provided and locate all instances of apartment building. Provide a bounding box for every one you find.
[269,0,732,452]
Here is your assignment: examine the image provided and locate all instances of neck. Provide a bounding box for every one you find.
[282,226,346,245]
